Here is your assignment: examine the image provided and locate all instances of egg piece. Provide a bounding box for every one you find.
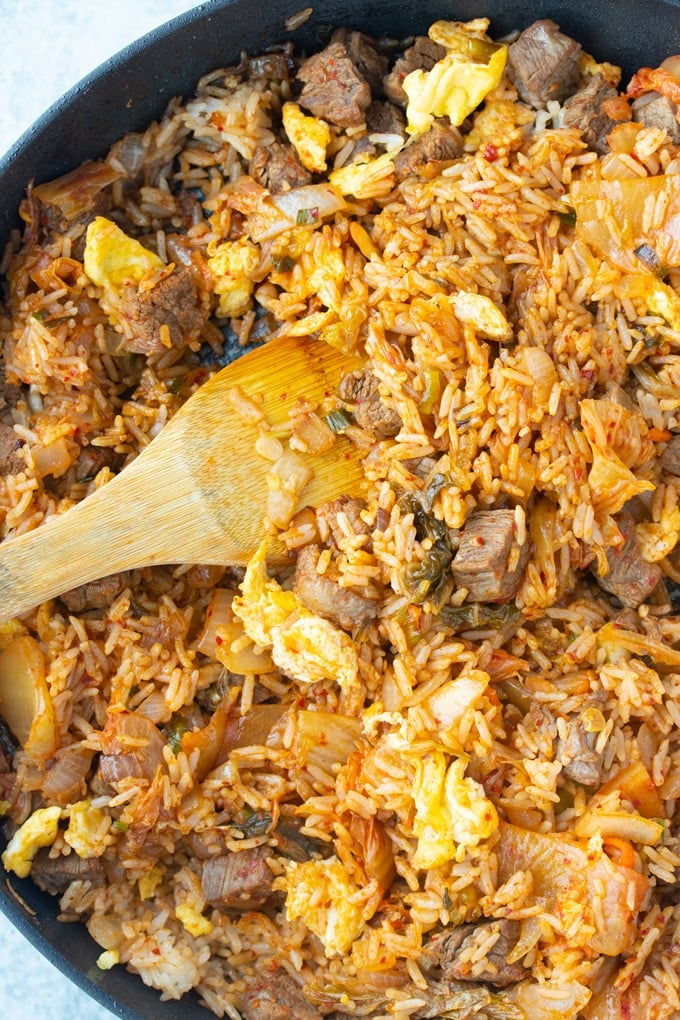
[281,857,365,956]
[83,216,165,293]
[1,805,61,877]
[272,614,359,692]
[232,540,299,648]
[329,150,396,200]
[451,291,512,340]
[636,505,680,562]
[176,903,213,937]
[207,236,260,318]
[282,102,330,173]
[403,20,507,135]
[232,541,359,691]
[412,751,497,869]
[64,799,111,858]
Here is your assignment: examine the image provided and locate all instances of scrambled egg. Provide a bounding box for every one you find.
[452,291,512,340]
[412,752,498,869]
[176,903,213,937]
[207,237,260,318]
[637,505,680,563]
[282,102,330,173]
[232,542,359,691]
[281,857,365,956]
[2,805,61,877]
[139,864,165,900]
[96,950,120,971]
[329,150,396,200]
[83,216,165,293]
[64,800,110,858]
[403,19,507,134]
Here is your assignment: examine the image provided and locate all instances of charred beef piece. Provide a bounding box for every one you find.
[562,75,621,154]
[330,29,388,95]
[30,848,106,896]
[555,709,604,787]
[316,495,371,546]
[0,422,25,475]
[383,36,446,107]
[296,40,371,128]
[0,362,22,418]
[366,100,406,137]
[117,267,209,355]
[424,919,525,987]
[632,91,680,143]
[661,435,680,475]
[338,368,402,437]
[594,511,662,608]
[394,119,463,181]
[201,845,274,908]
[74,444,124,482]
[39,190,113,260]
[451,509,529,603]
[242,972,322,1020]
[294,543,378,631]
[249,142,312,193]
[60,571,131,613]
[506,19,582,109]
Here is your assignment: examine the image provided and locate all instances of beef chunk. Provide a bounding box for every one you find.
[424,919,525,987]
[294,543,378,631]
[316,495,371,546]
[30,848,105,896]
[562,75,620,154]
[661,435,680,475]
[242,972,322,1020]
[0,422,25,475]
[366,100,406,137]
[338,368,402,437]
[60,571,131,613]
[249,142,312,193]
[39,190,113,260]
[296,41,371,127]
[117,267,209,355]
[0,361,21,417]
[331,29,388,95]
[632,92,680,143]
[555,708,604,787]
[594,511,662,608]
[506,20,582,109]
[74,444,123,482]
[451,509,529,602]
[394,119,463,181]
[384,36,446,107]
[201,846,273,908]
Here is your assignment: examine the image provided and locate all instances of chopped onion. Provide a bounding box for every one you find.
[195,588,237,658]
[99,710,166,781]
[520,346,558,407]
[266,448,314,528]
[42,744,94,805]
[290,411,335,455]
[225,385,266,425]
[32,437,73,479]
[574,810,664,845]
[0,635,56,760]
[251,184,346,243]
[136,689,172,725]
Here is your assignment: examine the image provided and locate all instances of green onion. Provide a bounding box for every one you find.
[167,376,182,394]
[272,253,295,272]
[296,207,319,225]
[420,369,442,415]
[325,408,353,433]
[32,311,46,323]
[558,207,577,228]
[113,820,129,833]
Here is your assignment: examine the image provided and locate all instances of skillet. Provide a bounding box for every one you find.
[1,0,680,1016]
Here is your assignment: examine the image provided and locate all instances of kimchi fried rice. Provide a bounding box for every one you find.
[3,13,680,1020]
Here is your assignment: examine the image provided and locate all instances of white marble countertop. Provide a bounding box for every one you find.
[0,5,200,1015]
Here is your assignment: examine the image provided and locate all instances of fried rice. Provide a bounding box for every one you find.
[2,13,680,1020]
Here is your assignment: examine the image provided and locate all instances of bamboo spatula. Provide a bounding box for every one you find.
[0,335,364,621]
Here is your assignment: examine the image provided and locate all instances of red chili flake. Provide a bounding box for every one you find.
[152,948,161,956]
[215,635,223,645]
[473,536,485,546]
[279,392,288,400]
[473,197,482,210]
[483,142,498,162]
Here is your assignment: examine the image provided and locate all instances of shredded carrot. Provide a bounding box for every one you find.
[603,835,636,870]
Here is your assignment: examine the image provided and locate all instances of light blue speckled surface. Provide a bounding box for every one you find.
[0,5,200,1015]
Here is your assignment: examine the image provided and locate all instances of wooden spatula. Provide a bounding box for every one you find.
[0,335,365,621]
